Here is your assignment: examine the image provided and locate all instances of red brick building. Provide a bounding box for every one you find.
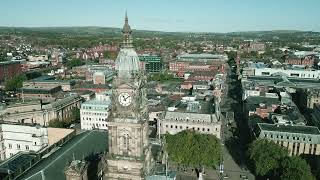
[285,56,315,66]
[0,61,22,82]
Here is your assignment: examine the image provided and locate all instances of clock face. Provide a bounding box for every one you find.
[118,92,132,107]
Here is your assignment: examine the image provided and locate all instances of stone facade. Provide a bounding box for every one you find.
[104,13,152,180]
[256,123,320,156]
[65,160,89,180]
[160,111,221,139]
[307,90,320,109]
[0,95,82,126]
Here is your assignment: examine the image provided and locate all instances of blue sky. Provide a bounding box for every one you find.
[1,0,319,32]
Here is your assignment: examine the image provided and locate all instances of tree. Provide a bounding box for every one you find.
[148,72,179,82]
[26,71,42,80]
[66,58,85,69]
[71,107,80,123]
[48,119,66,128]
[248,139,288,177]
[280,156,314,180]
[5,74,27,91]
[165,130,221,177]
[302,155,320,180]
[248,139,315,179]
[103,50,118,60]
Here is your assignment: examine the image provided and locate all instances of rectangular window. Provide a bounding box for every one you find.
[8,144,12,149]
[290,73,299,77]
[26,145,29,150]
[17,144,20,150]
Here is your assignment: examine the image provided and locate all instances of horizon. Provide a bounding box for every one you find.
[0,26,318,34]
[1,0,320,33]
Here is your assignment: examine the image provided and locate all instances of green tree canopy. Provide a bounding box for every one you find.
[248,139,288,176]
[102,50,118,60]
[66,58,85,69]
[71,107,80,123]
[248,139,315,179]
[280,156,314,180]
[148,72,179,82]
[5,74,27,91]
[165,130,221,169]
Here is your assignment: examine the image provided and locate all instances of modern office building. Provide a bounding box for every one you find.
[139,54,163,73]
[80,93,111,130]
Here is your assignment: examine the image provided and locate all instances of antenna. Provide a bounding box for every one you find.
[72,153,75,161]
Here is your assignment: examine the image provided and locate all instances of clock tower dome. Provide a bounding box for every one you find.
[105,13,151,180]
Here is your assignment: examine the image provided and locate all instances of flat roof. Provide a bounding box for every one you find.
[178,53,227,59]
[18,131,108,180]
[0,152,38,174]
[0,61,20,65]
[25,76,74,84]
[82,99,111,106]
[246,96,280,105]
[258,123,320,135]
[21,85,61,91]
[244,76,320,89]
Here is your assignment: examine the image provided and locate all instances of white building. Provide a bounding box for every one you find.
[254,67,320,79]
[80,92,112,130]
[0,124,48,160]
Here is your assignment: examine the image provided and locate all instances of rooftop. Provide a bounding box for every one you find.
[17,131,108,180]
[0,152,38,176]
[81,99,111,107]
[21,85,61,91]
[258,123,320,135]
[244,76,320,90]
[0,61,20,66]
[164,111,217,123]
[49,94,82,109]
[25,76,75,84]
[246,96,280,106]
[178,53,227,60]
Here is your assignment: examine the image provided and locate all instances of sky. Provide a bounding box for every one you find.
[1,0,320,33]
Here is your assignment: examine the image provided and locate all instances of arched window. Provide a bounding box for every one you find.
[123,133,130,155]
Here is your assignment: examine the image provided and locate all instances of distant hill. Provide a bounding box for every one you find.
[0,26,319,42]
[0,26,318,35]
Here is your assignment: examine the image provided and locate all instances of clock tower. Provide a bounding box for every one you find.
[105,13,151,180]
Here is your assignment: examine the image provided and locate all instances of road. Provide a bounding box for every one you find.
[218,66,255,180]
[172,66,255,180]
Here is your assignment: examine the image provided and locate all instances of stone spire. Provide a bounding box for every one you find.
[122,11,133,48]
